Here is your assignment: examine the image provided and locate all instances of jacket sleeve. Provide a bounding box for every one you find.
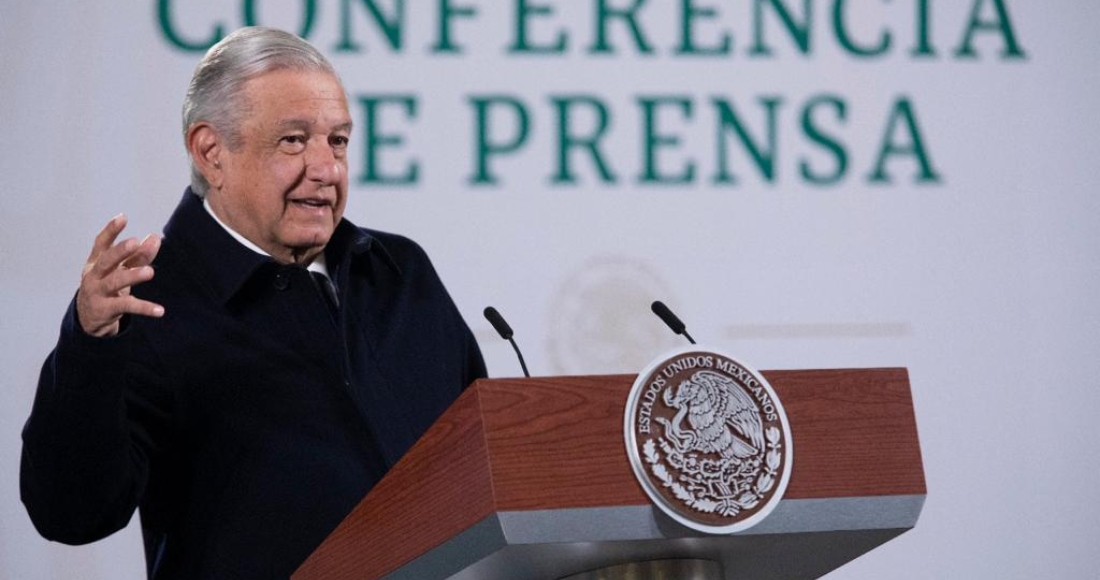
[461,319,488,388]
[20,298,167,545]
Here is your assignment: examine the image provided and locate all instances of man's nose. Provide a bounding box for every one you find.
[304,142,342,184]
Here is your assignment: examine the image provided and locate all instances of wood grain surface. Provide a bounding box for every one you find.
[294,369,925,579]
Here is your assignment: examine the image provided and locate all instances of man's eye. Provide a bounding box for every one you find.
[281,135,306,144]
[330,136,349,148]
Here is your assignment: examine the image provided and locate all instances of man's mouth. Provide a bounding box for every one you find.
[290,198,330,209]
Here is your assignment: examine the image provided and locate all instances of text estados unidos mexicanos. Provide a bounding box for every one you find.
[637,355,779,434]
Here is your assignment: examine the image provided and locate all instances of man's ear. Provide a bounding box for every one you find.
[187,123,224,190]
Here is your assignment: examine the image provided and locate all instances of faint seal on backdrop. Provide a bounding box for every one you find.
[547,256,677,375]
[624,347,793,533]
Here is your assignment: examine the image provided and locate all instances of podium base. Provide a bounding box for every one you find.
[558,559,722,580]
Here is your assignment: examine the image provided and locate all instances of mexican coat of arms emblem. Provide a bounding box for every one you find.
[624,348,793,533]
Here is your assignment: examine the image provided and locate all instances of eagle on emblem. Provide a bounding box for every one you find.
[656,370,764,461]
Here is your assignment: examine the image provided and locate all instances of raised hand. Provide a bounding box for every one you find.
[76,214,165,337]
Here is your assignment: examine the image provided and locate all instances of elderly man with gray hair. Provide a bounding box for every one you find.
[21,27,485,578]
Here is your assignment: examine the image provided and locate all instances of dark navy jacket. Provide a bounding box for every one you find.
[21,189,486,578]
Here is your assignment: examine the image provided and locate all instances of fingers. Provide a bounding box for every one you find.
[101,264,157,296]
[101,295,166,320]
[77,215,165,337]
[77,290,165,338]
[123,234,162,269]
[87,214,127,265]
[87,231,162,280]
[88,236,141,279]
[130,297,165,319]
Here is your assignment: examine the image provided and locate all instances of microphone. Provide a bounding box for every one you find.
[651,300,696,345]
[483,306,531,378]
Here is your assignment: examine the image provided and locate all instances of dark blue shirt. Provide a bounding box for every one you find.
[21,189,486,578]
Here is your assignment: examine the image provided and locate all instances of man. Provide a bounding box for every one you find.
[21,27,486,579]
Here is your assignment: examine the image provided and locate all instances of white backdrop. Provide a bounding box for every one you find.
[2,2,1098,578]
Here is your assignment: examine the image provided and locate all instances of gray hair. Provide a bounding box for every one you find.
[182,27,340,197]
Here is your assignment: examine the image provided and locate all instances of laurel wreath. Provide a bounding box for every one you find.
[644,426,782,517]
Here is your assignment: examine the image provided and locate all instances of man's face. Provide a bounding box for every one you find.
[207,69,352,265]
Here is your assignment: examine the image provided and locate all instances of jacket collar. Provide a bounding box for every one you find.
[163,188,400,305]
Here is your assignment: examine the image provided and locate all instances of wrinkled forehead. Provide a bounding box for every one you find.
[238,68,351,120]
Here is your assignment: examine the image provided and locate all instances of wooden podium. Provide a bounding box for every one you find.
[294,369,925,580]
